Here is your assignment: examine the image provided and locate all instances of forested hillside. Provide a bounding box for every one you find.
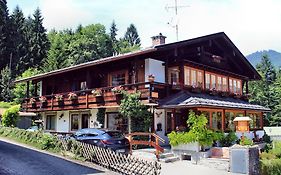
[0,0,141,102]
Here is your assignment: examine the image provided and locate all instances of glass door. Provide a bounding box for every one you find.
[81,114,89,129]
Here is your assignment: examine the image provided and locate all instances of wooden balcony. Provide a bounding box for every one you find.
[21,82,165,112]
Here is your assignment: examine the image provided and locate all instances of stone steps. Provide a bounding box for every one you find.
[159,152,180,163]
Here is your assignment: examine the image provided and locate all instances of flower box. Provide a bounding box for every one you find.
[68,92,78,100]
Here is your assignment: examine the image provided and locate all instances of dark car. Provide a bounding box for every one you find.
[73,128,130,154]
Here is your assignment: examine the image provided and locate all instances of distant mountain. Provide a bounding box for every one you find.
[246,50,281,67]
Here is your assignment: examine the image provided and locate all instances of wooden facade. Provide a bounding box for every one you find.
[16,32,269,133]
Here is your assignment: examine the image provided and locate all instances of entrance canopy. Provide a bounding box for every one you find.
[159,91,270,112]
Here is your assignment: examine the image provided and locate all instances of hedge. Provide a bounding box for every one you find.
[0,127,61,151]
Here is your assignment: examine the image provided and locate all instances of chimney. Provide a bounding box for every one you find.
[151,33,166,46]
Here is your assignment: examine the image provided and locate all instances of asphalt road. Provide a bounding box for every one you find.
[0,140,105,175]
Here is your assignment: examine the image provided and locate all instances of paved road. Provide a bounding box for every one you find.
[0,140,106,175]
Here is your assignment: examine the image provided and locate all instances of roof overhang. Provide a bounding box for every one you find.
[159,91,271,112]
[14,48,157,83]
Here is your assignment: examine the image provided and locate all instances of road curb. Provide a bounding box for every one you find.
[0,137,119,175]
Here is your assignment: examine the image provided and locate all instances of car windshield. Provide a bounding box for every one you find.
[106,131,124,138]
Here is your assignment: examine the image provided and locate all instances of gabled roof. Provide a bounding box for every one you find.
[15,32,260,83]
[159,91,270,111]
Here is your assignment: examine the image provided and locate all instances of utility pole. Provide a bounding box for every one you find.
[166,0,189,41]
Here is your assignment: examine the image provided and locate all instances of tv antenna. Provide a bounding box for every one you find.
[166,0,190,41]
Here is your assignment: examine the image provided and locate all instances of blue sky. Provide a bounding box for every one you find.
[7,0,281,55]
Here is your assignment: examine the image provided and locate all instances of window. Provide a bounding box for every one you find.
[217,76,222,91]
[248,113,261,129]
[222,77,227,91]
[225,112,235,131]
[212,112,222,130]
[80,81,87,90]
[211,74,216,89]
[111,71,127,86]
[205,73,210,89]
[46,115,56,130]
[107,113,127,133]
[229,78,242,94]
[168,67,179,85]
[184,66,203,87]
[71,114,79,131]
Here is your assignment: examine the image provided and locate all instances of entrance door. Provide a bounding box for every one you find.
[81,114,89,129]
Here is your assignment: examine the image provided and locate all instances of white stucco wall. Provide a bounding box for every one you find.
[145,58,165,83]
[154,109,169,145]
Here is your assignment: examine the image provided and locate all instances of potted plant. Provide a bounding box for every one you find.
[92,89,103,97]
[148,74,155,82]
[192,82,203,93]
[68,92,78,104]
[209,88,218,96]
[112,86,124,104]
[111,86,124,95]
[168,111,216,159]
[29,98,37,108]
[39,96,47,107]
[55,94,64,106]
[234,93,242,99]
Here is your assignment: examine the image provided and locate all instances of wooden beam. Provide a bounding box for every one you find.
[26,81,30,98]
[222,109,225,131]
[260,112,264,128]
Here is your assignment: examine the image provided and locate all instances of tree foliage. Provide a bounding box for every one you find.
[1,105,20,127]
[124,24,141,47]
[0,66,13,102]
[249,55,279,126]
[13,68,40,103]
[119,92,152,133]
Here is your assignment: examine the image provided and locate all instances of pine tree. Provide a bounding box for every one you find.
[124,24,141,47]
[109,20,118,54]
[10,6,29,76]
[0,0,12,71]
[0,66,13,102]
[29,8,49,67]
[249,55,277,126]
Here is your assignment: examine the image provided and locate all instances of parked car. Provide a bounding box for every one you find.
[26,125,40,132]
[73,128,130,154]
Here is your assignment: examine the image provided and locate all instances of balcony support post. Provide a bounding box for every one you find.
[26,81,30,98]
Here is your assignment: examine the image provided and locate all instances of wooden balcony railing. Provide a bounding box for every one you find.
[21,82,166,112]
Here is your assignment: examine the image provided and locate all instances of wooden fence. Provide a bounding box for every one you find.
[60,139,161,175]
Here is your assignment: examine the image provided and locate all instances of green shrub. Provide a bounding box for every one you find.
[261,159,281,175]
[220,131,238,147]
[1,105,20,127]
[39,134,58,150]
[168,110,217,147]
[260,152,276,160]
[240,137,253,146]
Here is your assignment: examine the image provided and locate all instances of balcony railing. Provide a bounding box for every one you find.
[21,82,165,112]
